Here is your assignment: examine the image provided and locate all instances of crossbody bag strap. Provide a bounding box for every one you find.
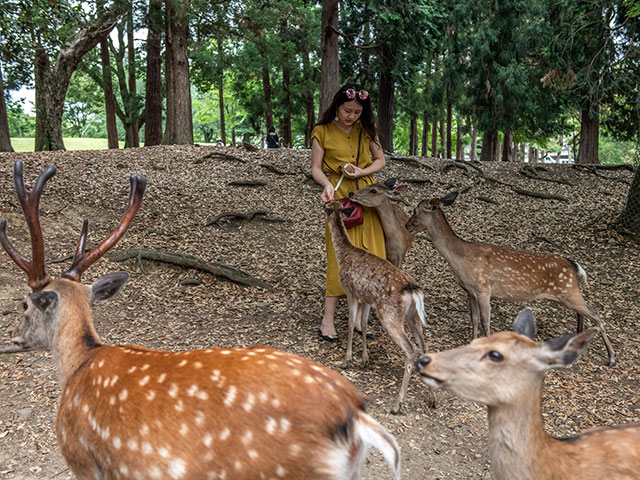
[355,127,363,190]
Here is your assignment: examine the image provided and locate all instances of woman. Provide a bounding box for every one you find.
[311,83,387,342]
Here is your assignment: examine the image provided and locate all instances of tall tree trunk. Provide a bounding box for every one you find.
[446,101,452,159]
[377,44,395,152]
[480,129,499,162]
[577,104,599,164]
[409,113,418,156]
[455,117,463,161]
[319,0,339,119]
[528,145,535,163]
[501,130,513,162]
[163,0,193,145]
[262,66,273,131]
[470,125,477,161]
[439,117,445,157]
[217,37,225,145]
[127,4,139,147]
[100,41,119,149]
[421,112,429,157]
[431,119,437,157]
[302,46,315,147]
[144,0,163,146]
[282,65,292,147]
[0,61,13,152]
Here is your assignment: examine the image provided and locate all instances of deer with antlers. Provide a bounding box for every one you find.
[349,178,414,268]
[325,200,434,414]
[414,308,640,480]
[1,161,401,480]
[405,191,616,366]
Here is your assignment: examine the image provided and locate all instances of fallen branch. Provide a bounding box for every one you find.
[477,196,499,205]
[399,177,432,185]
[228,180,268,187]
[206,210,289,226]
[106,248,273,290]
[195,151,247,164]
[519,165,574,186]
[511,187,568,202]
[260,163,296,175]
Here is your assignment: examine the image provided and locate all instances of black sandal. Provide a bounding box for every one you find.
[354,328,374,340]
[318,329,339,343]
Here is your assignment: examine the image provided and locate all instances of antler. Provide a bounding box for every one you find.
[62,174,147,282]
[0,161,56,291]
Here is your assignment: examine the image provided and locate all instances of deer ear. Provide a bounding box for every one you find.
[513,308,536,339]
[392,184,408,195]
[383,177,397,188]
[440,192,458,206]
[90,272,129,304]
[538,328,599,368]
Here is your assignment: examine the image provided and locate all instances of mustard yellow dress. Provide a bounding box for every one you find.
[311,121,387,296]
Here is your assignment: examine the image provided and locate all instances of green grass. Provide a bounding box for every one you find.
[11,138,125,152]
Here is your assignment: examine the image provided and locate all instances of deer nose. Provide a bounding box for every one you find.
[415,356,431,371]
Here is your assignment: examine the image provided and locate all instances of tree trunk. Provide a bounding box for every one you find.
[577,105,599,164]
[528,145,535,163]
[470,124,477,161]
[0,61,13,152]
[319,0,339,119]
[282,65,292,147]
[446,101,452,159]
[302,46,315,147]
[409,113,418,156]
[100,40,119,149]
[501,130,513,162]
[163,0,193,145]
[431,119,437,157]
[619,165,640,239]
[144,0,163,146]
[421,112,429,157]
[261,66,273,131]
[127,4,139,147]
[480,129,499,162]
[377,44,395,152]
[217,37,225,145]
[439,117,445,157]
[455,117,463,161]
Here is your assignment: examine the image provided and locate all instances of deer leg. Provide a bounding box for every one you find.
[578,307,616,366]
[576,313,585,333]
[478,294,492,337]
[381,317,418,414]
[342,298,359,369]
[467,292,481,339]
[360,303,371,368]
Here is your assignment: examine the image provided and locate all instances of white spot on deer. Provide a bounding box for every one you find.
[220,350,232,355]
[146,390,156,401]
[178,359,188,367]
[187,385,198,396]
[83,404,89,414]
[140,424,150,436]
[175,399,184,412]
[140,364,150,371]
[74,395,80,406]
[204,349,214,353]
[304,375,315,384]
[248,450,258,460]
[194,410,206,425]
[157,373,167,383]
[290,444,301,456]
[276,465,286,477]
[204,433,213,447]
[220,428,230,440]
[211,370,221,382]
[103,377,110,388]
[110,375,119,387]
[271,398,281,408]
[241,430,253,445]
[119,389,128,401]
[119,464,129,475]
[149,466,162,478]
[100,426,110,441]
[280,418,291,433]
[90,362,95,369]
[127,439,138,451]
[224,386,237,406]
[141,442,153,455]
[179,423,189,436]
[291,369,301,376]
[169,458,186,479]
[113,436,121,449]
[194,362,203,369]
[158,446,170,458]
[140,375,150,386]
[234,461,242,471]
[79,437,89,450]
[259,392,268,403]
[243,393,255,412]
[98,359,105,368]
[128,366,137,374]
[266,417,277,434]
[169,383,179,398]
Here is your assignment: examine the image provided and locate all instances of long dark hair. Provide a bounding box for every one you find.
[317,83,379,144]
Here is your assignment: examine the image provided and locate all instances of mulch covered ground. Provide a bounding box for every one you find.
[0,145,638,479]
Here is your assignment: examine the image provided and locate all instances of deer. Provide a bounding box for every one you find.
[324,200,435,414]
[405,191,616,366]
[414,308,640,480]
[349,178,414,268]
[0,160,401,480]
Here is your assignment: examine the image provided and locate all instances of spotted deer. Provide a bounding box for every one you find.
[349,178,414,268]
[325,200,435,414]
[415,308,640,480]
[405,191,615,366]
[1,161,401,480]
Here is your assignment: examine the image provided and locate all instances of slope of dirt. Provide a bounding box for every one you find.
[0,145,638,479]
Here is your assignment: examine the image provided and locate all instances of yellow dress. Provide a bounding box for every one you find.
[311,121,387,296]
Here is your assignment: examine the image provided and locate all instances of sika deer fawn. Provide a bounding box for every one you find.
[415,308,640,480]
[349,178,414,268]
[1,161,401,480]
[406,191,616,366]
[325,200,434,414]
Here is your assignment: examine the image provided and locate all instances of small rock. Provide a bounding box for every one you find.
[14,408,32,421]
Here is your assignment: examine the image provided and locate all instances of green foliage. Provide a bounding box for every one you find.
[599,136,638,165]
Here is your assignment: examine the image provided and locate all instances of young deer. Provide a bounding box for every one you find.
[415,308,640,480]
[405,192,616,366]
[1,161,401,480]
[325,200,434,414]
[349,178,414,268]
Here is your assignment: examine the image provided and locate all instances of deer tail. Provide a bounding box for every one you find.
[567,259,589,289]
[354,410,401,479]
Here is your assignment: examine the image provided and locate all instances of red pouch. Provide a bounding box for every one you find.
[337,197,363,228]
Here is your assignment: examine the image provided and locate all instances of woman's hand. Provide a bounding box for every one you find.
[321,184,335,203]
[342,164,365,179]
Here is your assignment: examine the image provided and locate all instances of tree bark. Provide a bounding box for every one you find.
[0,61,13,152]
[261,66,273,131]
[431,119,438,157]
[100,40,119,149]
[302,45,315,147]
[480,129,499,162]
[127,4,139,147]
[455,117,463,161]
[217,37,225,145]
[421,112,429,157]
[163,0,193,145]
[446,101,452,159]
[34,7,122,151]
[577,105,599,164]
[144,0,163,146]
[501,130,513,162]
[319,0,339,119]
[470,124,477,161]
[377,45,395,152]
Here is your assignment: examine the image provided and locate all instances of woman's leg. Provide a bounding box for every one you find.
[320,296,340,337]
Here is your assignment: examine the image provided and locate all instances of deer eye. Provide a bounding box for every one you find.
[486,351,504,362]
[371,189,377,194]
[22,301,28,311]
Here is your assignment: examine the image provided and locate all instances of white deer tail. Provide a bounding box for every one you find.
[412,291,427,327]
[355,411,401,479]
[568,259,589,289]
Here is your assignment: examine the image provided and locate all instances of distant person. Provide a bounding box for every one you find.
[216,138,224,147]
[266,126,280,148]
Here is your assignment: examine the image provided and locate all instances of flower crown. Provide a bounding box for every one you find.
[345,88,369,100]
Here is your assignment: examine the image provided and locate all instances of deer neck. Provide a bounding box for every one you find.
[52,301,102,388]
[487,382,556,480]
[428,210,466,259]
[375,202,407,244]
[327,214,354,257]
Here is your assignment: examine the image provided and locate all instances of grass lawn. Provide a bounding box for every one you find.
[10,138,125,152]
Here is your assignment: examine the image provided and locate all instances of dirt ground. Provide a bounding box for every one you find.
[0,145,638,480]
